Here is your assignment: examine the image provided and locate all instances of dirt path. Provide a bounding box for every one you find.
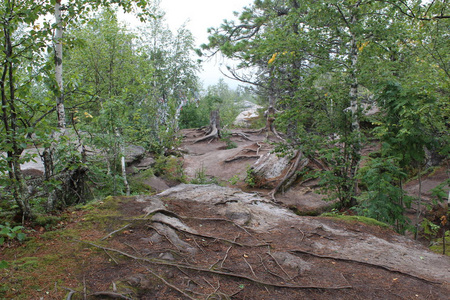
[180,128,332,214]
[75,186,450,299]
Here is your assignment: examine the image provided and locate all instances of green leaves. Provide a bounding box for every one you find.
[0,223,26,245]
[356,156,412,233]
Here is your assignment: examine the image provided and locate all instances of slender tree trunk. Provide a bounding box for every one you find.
[45,0,66,211]
[55,0,66,129]
[1,21,32,219]
[116,129,130,196]
[347,6,361,206]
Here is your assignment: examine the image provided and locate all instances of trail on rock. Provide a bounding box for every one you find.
[78,184,450,299]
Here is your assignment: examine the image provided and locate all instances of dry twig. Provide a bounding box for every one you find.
[258,254,286,282]
[243,255,257,278]
[266,250,292,281]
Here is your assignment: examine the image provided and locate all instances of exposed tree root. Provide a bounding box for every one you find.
[62,287,76,300]
[179,216,261,242]
[101,224,131,241]
[225,155,261,163]
[192,126,219,144]
[231,132,252,140]
[225,143,267,163]
[193,110,221,144]
[289,249,442,284]
[149,220,264,248]
[79,240,353,290]
[269,151,309,202]
[139,263,199,300]
[89,291,133,299]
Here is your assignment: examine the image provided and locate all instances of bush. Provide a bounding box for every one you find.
[356,156,412,233]
[154,156,186,183]
[0,222,26,245]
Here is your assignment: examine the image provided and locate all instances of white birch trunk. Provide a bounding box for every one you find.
[121,153,130,196]
[55,0,65,129]
[116,129,130,196]
[349,17,360,136]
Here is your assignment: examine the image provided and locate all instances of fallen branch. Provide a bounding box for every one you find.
[79,240,353,290]
[104,249,119,265]
[220,246,233,269]
[62,287,77,300]
[289,249,442,284]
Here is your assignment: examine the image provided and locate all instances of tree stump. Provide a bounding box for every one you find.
[193,110,221,143]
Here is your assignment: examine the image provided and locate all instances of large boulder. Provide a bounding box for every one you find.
[234,101,263,127]
[250,152,294,188]
[124,145,146,165]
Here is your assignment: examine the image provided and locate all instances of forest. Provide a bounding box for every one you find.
[0,0,449,298]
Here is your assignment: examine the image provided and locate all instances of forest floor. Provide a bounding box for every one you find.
[1,128,449,299]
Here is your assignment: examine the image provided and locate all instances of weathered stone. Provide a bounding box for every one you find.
[124,145,146,165]
[251,152,293,188]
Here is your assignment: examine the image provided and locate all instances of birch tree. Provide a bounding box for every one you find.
[0,0,157,217]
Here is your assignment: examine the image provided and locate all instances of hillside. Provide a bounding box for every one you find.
[1,129,449,299]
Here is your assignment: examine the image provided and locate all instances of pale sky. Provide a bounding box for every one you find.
[158,0,254,88]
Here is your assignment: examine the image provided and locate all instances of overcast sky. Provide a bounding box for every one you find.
[158,0,254,88]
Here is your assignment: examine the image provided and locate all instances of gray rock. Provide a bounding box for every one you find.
[125,145,146,165]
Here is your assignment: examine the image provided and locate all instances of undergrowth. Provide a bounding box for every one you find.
[0,195,129,299]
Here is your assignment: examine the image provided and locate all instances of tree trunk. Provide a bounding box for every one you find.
[1,22,32,219]
[193,109,221,143]
[55,0,66,129]
[116,129,130,196]
[45,0,67,211]
[347,6,361,206]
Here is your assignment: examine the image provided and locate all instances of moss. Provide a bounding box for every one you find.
[12,257,39,271]
[321,213,390,228]
[33,214,65,230]
[41,228,79,240]
[288,206,321,216]
[429,234,450,256]
[0,193,134,299]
